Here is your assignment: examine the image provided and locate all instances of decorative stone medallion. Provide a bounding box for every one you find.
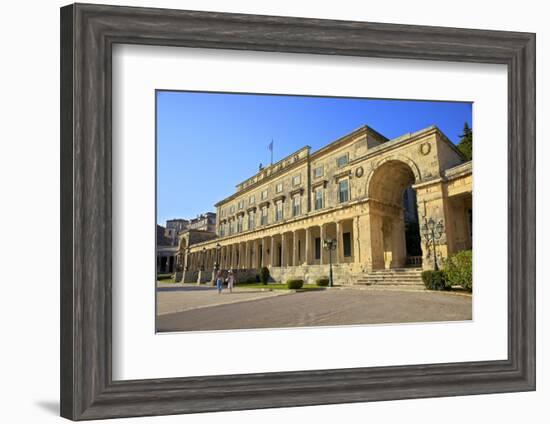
[355,166,364,178]
[420,142,431,155]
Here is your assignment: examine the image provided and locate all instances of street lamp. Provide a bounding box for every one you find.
[323,238,337,287]
[420,217,444,270]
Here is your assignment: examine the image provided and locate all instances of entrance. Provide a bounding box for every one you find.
[403,187,422,267]
[367,159,422,269]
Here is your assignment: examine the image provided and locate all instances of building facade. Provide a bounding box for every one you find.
[187,212,217,233]
[177,125,472,284]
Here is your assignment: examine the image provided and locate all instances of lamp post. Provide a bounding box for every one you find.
[420,218,444,270]
[323,238,337,287]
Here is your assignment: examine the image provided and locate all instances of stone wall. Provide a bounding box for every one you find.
[270,264,358,285]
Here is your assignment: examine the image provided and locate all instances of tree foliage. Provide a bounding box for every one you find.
[457,122,473,161]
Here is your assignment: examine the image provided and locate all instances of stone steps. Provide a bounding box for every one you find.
[356,268,424,288]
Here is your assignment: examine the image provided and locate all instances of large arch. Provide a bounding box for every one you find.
[365,158,422,269]
[365,155,421,200]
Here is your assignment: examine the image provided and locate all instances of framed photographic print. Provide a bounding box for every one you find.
[60,3,535,420]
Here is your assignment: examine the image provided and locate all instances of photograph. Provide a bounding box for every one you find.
[155,91,474,332]
[0,0,535,421]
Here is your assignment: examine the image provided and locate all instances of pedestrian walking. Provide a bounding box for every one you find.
[215,270,223,294]
[227,269,236,293]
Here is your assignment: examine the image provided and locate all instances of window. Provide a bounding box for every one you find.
[248,211,255,230]
[229,205,235,214]
[343,232,352,257]
[249,195,255,205]
[237,216,243,233]
[313,166,323,178]
[261,189,268,200]
[338,179,349,203]
[228,221,233,235]
[261,207,268,225]
[275,201,283,221]
[315,188,324,210]
[219,225,225,237]
[276,182,283,193]
[238,200,244,210]
[314,237,321,260]
[336,153,349,168]
[292,174,301,186]
[292,195,301,217]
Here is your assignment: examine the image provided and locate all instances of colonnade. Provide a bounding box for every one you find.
[184,219,356,272]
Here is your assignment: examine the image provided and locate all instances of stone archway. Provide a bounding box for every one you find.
[366,158,422,269]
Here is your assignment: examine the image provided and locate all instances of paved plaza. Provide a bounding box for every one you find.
[156,284,472,332]
[156,282,292,315]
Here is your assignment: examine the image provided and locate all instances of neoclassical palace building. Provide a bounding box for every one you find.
[176,124,472,285]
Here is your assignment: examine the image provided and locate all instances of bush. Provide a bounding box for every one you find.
[286,279,304,289]
[421,270,449,291]
[444,250,473,292]
[259,267,270,285]
[316,278,330,287]
[157,274,173,281]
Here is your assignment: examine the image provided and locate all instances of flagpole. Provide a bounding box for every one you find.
[271,139,273,165]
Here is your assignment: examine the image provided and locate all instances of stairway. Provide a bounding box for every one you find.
[355,268,424,289]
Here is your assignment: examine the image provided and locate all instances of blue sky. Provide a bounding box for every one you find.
[157,91,471,225]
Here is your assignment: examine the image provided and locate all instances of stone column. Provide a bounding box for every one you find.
[261,238,267,267]
[253,239,258,268]
[336,221,343,263]
[305,227,311,265]
[238,243,243,268]
[266,237,271,267]
[391,211,407,268]
[244,241,250,268]
[320,224,326,265]
[353,216,361,264]
[270,236,276,267]
[292,231,299,267]
[256,239,262,268]
[281,233,286,267]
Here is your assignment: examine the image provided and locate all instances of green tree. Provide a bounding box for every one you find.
[457,122,472,161]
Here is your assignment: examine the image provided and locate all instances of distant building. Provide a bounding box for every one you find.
[187,212,217,233]
[156,214,217,275]
[165,219,189,246]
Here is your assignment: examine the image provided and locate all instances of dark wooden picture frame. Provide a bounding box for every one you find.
[60,3,535,420]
